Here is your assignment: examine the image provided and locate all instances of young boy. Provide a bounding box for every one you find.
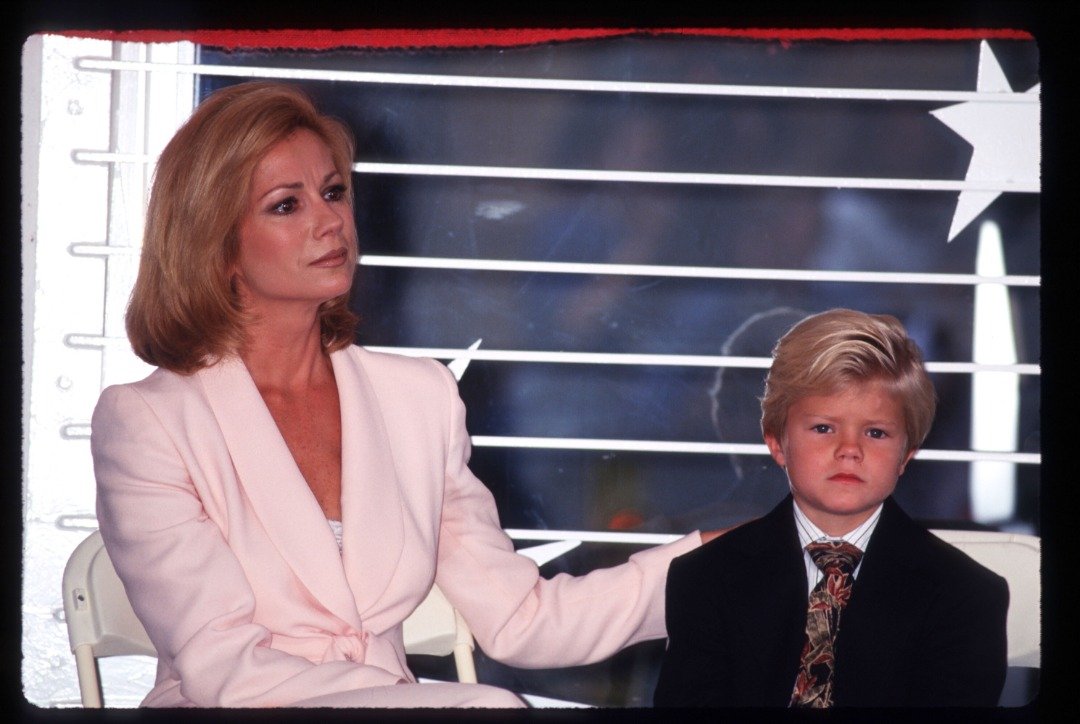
[654,309,1009,707]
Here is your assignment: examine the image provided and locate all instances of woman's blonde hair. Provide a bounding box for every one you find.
[126,81,358,373]
[760,308,936,450]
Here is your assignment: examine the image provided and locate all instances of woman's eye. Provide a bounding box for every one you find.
[324,184,348,202]
[270,197,297,215]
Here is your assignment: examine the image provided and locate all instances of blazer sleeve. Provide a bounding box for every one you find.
[653,550,732,707]
[909,557,1010,706]
[92,383,404,707]
[427,363,701,668]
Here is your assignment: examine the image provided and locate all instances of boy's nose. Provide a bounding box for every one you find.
[835,434,863,460]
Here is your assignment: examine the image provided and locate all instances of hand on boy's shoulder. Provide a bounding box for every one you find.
[700,519,756,545]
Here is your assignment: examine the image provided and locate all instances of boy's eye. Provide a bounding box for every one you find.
[812,424,832,434]
[867,428,887,439]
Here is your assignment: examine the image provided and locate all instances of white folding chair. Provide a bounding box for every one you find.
[401,581,478,684]
[61,531,156,707]
[930,529,1041,668]
[62,530,477,707]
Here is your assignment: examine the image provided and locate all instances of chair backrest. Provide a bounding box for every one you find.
[62,531,156,707]
[401,581,478,684]
[62,531,477,707]
[929,529,1040,668]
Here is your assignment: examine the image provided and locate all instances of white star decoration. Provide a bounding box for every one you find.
[930,40,1040,242]
[447,338,483,380]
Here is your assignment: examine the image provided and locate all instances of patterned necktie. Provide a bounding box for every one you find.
[789,540,863,708]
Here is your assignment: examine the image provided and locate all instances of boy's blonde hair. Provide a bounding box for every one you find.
[761,308,936,450]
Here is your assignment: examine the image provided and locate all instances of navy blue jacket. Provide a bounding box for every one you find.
[654,496,1008,707]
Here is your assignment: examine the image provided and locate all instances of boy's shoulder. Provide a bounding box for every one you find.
[673,496,1005,591]
[865,499,1009,592]
[664,499,804,622]
[672,499,796,576]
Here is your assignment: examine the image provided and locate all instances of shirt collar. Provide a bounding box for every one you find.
[793,501,883,553]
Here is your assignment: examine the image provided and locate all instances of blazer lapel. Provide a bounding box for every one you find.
[332,349,405,618]
[846,499,926,628]
[198,355,364,629]
[836,498,927,702]
[746,498,813,701]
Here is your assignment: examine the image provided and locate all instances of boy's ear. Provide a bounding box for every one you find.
[764,433,786,468]
[897,447,917,476]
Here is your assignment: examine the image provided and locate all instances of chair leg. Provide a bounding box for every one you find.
[74,645,104,708]
[453,644,478,684]
[452,609,478,684]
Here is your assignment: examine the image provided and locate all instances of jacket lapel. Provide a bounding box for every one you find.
[198,355,364,629]
[332,349,405,618]
[746,498,813,701]
[836,498,927,702]
[846,498,926,628]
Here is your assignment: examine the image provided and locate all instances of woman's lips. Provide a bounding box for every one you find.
[310,248,348,267]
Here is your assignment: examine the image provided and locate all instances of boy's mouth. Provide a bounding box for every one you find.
[828,473,864,484]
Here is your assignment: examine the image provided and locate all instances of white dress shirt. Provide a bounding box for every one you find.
[793,502,882,596]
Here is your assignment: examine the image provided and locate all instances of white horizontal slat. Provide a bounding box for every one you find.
[67,244,1041,289]
[359,255,1041,288]
[76,56,1037,104]
[355,161,1039,193]
[506,528,683,546]
[470,435,1041,464]
[69,152,1040,195]
[63,336,1041,376]
[61,421,1040,465]
[62,336,1041,376]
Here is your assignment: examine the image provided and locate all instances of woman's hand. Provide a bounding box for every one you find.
[700,529,725,545]
[700,522,751,545]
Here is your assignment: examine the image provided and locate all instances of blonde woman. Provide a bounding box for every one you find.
[91,82,708,708]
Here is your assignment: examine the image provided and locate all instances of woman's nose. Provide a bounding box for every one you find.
[315,199,346,236]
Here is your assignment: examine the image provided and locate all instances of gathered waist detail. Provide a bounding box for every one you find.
[267,629,369,665]
[325,631,368,663]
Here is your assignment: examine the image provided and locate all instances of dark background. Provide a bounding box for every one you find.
[199,35,1040,706]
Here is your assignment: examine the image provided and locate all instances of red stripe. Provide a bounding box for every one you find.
[52,27,1034,49]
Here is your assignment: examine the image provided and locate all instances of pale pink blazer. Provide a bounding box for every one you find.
[91,346,699,707]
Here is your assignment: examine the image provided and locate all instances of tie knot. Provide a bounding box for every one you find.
[806,540,863,576]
